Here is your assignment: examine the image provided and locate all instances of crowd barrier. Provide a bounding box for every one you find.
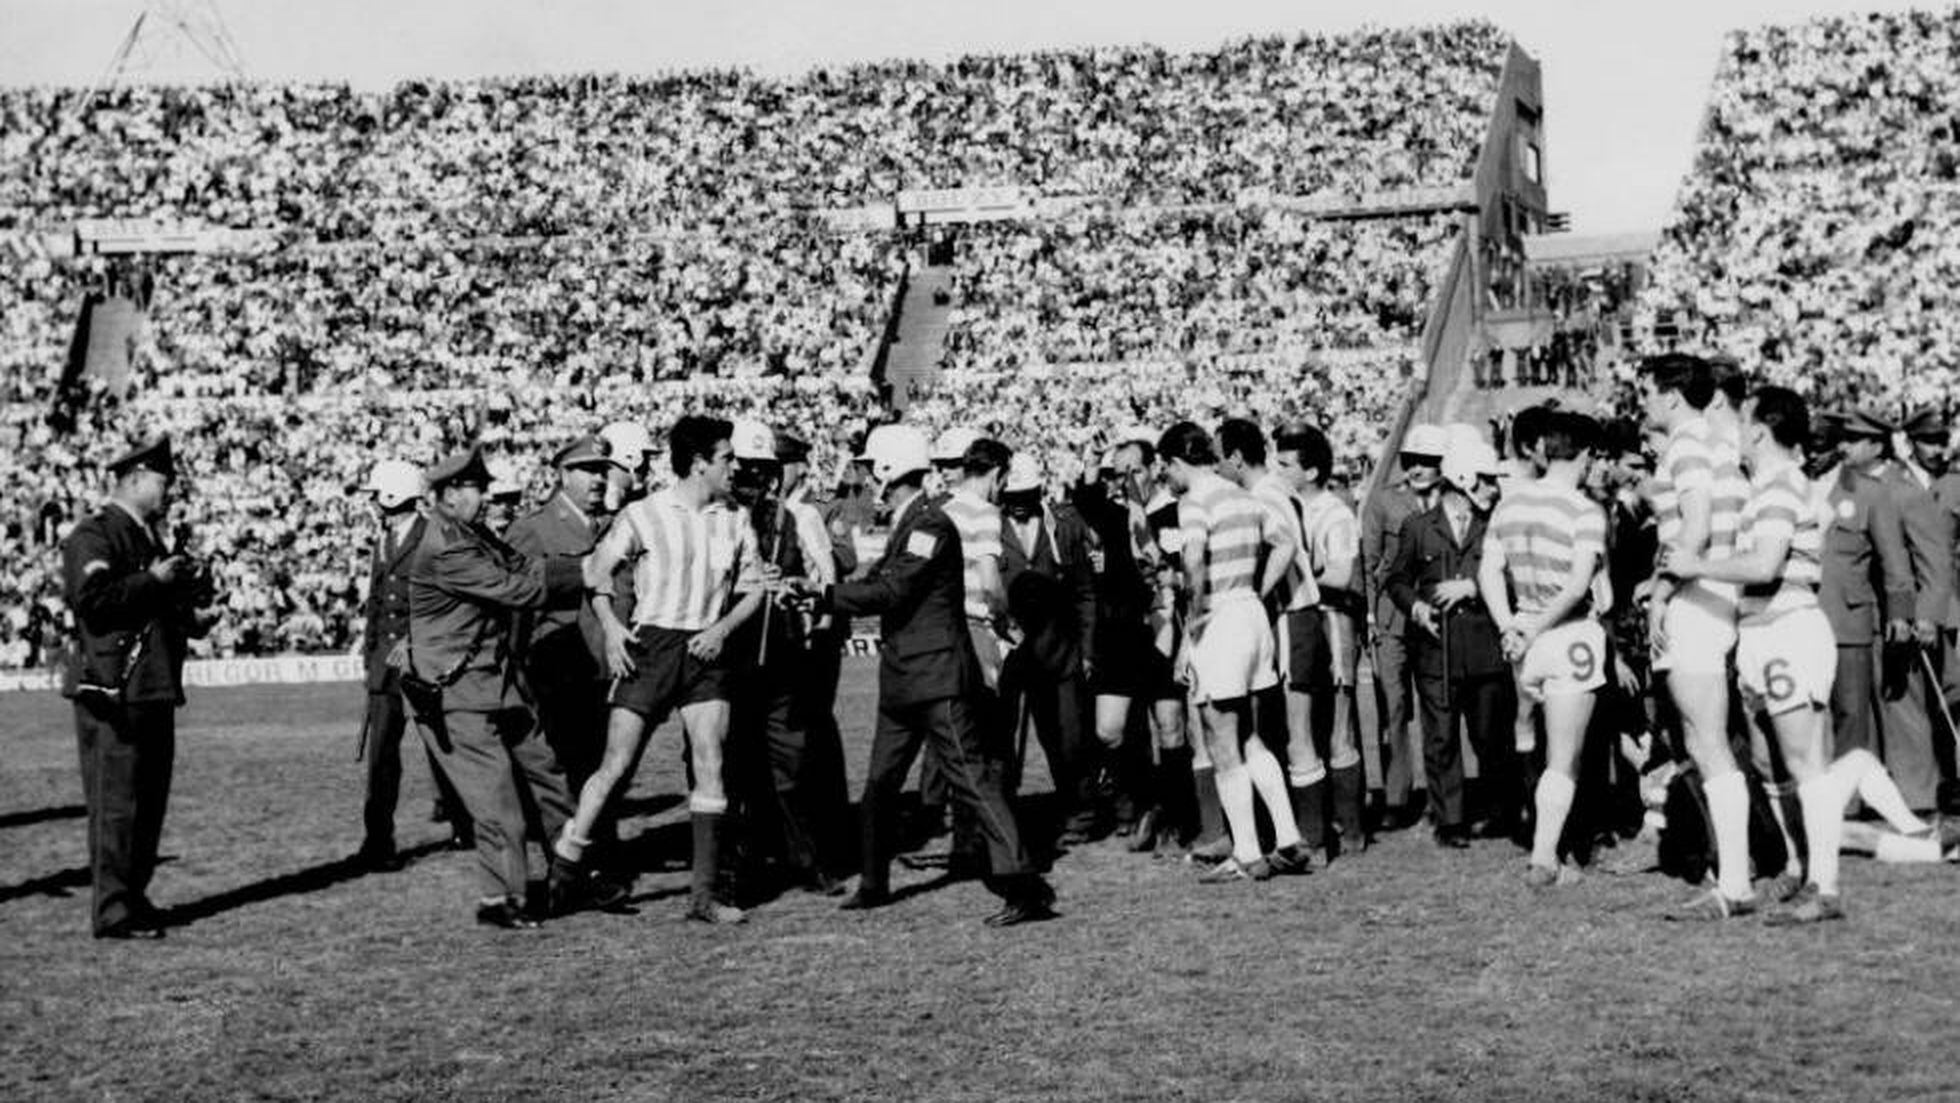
[0,635,891,693]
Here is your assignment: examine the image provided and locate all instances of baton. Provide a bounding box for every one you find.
[756,480,789,669]
[1917,648,1960,749]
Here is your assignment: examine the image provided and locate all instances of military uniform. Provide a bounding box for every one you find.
[1874,457,1950,809]
[60,438,207,938]
[506,479,610,802]
[404,449,586,922]
[1818,462,1911,761]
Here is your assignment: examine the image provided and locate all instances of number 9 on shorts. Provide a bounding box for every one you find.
[1518,619,1608,702]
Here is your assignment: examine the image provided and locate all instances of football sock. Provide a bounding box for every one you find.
[1193,764,1228,845]
[1873,833,1942,863]
[1244,739,1302,849]
[1214,762,1262,864]
[1291,780,1327,850]
[1831,749,1927,835]
[1530,770,1576,869]
[1762,779,1803,878]
[690,812,722,903]
[1703,769,1753,900]
[1797,775,1841,896]
[1330,762,1366,843]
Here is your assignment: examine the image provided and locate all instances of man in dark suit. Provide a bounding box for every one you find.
[1386,433,1514,848]
[1360,424,1446,828]
[1902,408,1960,730]
[403,446,586,929]
[1814,413,1912,770]
[505,435,617,879]
[354,459,469,870]
[795,425,1056,926]
[997,453,1103,844]
[61,437,215,939]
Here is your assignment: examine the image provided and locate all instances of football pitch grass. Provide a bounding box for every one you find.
[3,664,1959,1101]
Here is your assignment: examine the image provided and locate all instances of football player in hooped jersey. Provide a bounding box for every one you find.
[1640,353,1758,921]
[1667,387,1844,924]
[1480,411,1608,887]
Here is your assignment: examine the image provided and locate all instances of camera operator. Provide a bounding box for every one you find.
[59,437,217,940]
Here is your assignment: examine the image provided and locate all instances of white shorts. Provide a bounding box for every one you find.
[1517,618,1608,702]
[1652,587,1739,675]
[1189,595,1278,706]
[1736,607,1835,717]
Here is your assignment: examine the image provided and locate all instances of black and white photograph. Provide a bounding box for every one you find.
[4,0,1960,1097]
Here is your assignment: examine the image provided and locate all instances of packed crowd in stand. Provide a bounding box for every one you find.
[0,23,1506,232]
[939,211,1452,370]
[1634,7,1960,411]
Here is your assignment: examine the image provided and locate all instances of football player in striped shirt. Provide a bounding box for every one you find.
[1640,354,1757,920]
[1479,411,1608,886]
[555,415,767,925]
[1666,386,1843,923]
[1159,422,1311,881]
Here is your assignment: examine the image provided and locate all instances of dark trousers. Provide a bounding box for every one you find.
[414,707,574,902]
[858,694,1033,900]
[74,698,175,934]
[531,676,611,852]
[999,655,1096,823]
[1877,640,1944,810]
[362,688,468,848]
[1372,632,1422,804]
[1831,644,1877,759]
[732,645,852,879]
[1412,667,1514,830]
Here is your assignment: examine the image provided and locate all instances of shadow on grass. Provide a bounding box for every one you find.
[0,805,87,831]
[160,838,455,929]
[0,865,90,903]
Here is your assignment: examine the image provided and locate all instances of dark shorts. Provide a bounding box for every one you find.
[609,625,730,719]
[1287,608,1334,691]
[1091,624,1184,702]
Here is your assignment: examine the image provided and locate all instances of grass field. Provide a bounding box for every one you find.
[4,662,1960,1101]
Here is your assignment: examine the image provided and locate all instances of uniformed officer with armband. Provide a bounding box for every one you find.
[61,437,217,940]
[401,446,587,929]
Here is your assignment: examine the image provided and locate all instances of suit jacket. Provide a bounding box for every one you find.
[406,510,585,713]
[1000,503,1098,679]
[1361,482,1422,639]
[505,492,607,690]
[1934,471,1960,629]
[828,492,977,709]
[362,513,427,694]
[1821,465,1912,645]
[60,503,200,705]
[1385,504,1504,679]
[1879,463,1955,628]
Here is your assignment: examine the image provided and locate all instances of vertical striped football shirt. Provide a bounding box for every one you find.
[1486,478,1607,620]
[1250,471,1318,612]
[1180,470,1271,622]
[939,487,1003,622]
[1737,458,1822,625]
[585,487,760,631]
[1300,490,1361,599]
[1652,416,1745,618]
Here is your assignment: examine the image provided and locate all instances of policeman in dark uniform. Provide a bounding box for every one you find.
[1817,412,1913,771]
[61,437,215,939]
[1902,407,1960,728]
[505,436,617,870]
[727,421,851,894]
[793,425,1056,926]
[354,459,470,870]
[401,446,586,929]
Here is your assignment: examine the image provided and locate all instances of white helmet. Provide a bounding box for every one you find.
[599,421,653,470]
[1441,437,1503,492]
[365,459,424,509]
[1401,423,1447,460]
[858,424,932,486]
[1003,453,1043,494]
[931,426,982,465]
[732,418,777,462]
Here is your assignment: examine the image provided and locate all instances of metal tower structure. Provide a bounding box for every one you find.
[74,1,248,114]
